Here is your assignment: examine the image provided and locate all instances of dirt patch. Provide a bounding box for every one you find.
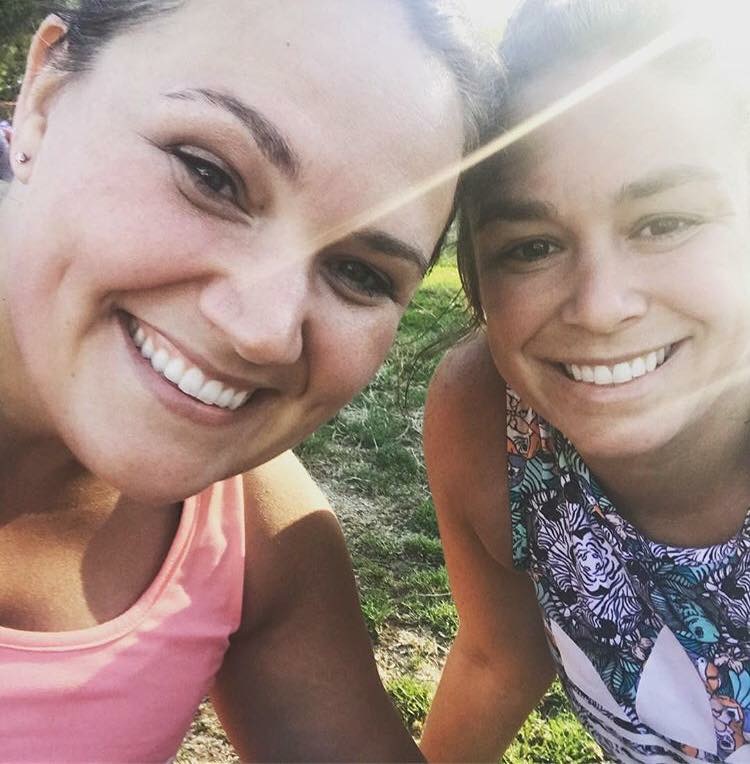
[321,478,399,535]
[374,625,446,685]
[176,700,237,763]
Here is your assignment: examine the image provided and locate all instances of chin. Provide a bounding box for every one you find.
[66,432,232,504]
[561,417,686,465]
[114,462,222,504]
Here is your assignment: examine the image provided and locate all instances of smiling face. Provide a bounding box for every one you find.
[474,64,750,462]
[0,0,463,502]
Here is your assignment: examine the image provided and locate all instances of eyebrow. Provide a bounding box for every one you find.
[617,165,723,202]
[165,88,301,180]
[475,165,724,230]
[350,229,429,274]
[476,197,559,229]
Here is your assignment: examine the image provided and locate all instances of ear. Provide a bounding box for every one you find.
[10,15,70,182]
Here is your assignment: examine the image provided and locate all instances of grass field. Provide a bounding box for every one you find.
[297,250,605,763]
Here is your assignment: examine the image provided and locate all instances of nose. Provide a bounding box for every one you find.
[560,241,647,333]
[199,258,309,368]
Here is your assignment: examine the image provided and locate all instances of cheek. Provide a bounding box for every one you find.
[481,275,551,358]
[658,236,750,331]
[10,153,232,310]
[312,312,399,402]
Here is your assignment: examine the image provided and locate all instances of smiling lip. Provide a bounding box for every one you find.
[559,343,676,386]
[121,312,257,412]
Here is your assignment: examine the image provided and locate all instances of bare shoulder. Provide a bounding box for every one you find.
[424,332,512,568]
[425,331,506,440]
[241,449,331,532]
[238,451,347,633]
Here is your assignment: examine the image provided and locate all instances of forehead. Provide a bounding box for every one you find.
[489,65,746,205]
[90,0,463,237]
[128,0,456,123]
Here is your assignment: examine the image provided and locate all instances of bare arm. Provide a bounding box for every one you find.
[211,450,422,762]
[419,336,555,763]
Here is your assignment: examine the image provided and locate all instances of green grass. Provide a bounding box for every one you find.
[385,676,433,734]
[504,683,605,763]
[297,248,600,762]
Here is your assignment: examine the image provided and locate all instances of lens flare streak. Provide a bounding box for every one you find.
[315,2,748,256]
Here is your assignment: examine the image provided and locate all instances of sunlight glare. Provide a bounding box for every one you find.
[461,0,518,39]
[313,1,750,265]
[697,0,750,80]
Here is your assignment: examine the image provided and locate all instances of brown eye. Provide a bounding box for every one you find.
[636,216,699,239]
[172,147,239,203]
[503,238,561,262]
[331,259,394,299]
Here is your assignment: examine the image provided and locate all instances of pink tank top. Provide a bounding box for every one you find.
[0,475,246,762]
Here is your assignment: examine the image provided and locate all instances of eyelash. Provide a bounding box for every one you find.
[329,259,395,300]
[631,215,703,240]
[171,147,242,206]
[496,238,562,267]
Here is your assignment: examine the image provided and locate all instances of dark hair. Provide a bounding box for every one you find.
[45,1,180,72]
[41,0,497,265]
[47,1,492,149]
[456,0,749,322]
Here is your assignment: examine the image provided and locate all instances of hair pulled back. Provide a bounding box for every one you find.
[456,0,750,323]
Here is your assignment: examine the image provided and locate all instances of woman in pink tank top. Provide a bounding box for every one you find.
[0,2,495,760]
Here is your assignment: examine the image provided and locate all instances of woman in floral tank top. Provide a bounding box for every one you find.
[421,1,750,761]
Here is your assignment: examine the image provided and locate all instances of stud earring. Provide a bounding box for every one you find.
[15,152,30,164]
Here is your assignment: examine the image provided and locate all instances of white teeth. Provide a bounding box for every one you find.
[129,319,252,410]
[151,348,169,373]
[217,387,236,408]
[197,380,224,405]
[612,362,633,384]
[229,391,250,410]
[593,365,613,385]
[563,345,672,386]
[178,367,205,396]
[630,356,646,378]
[141,336,155,360]
[164,358,186,384]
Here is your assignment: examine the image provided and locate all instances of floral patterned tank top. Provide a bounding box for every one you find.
[507,386,750,763]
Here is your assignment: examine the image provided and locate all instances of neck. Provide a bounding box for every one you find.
[0,432,104,523]
[582,398,750,547]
